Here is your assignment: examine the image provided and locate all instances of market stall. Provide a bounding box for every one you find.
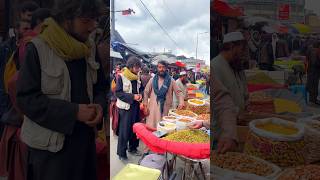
[213,86,320,180]
[132,94,211,180]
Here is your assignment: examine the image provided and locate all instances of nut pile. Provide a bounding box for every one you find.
[304,121,320,164]
[249,92,273,103]
[309,122,320,131]
[174,110,198,118]
[244,132,305,168]
[187,103,208,115]
[277,165,320,180]
[197,114,210,121]
[162,129,209,143]
[189,99,205,105]
[212,152,274,177]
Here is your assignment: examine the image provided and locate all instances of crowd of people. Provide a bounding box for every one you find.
[0,0,109,180]
[110,57,211,160]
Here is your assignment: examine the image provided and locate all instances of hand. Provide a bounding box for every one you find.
[134,94,142,101]
[140,103,149,116]
[143,106,150,116]
[85,104,103,127]
[177,102,185,110]
[188,121,203,129]
[217,138,237,154]
[77,104,96,123]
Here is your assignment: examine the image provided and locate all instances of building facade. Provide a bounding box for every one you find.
[228,0,306,24]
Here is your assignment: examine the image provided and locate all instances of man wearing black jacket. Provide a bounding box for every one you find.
[16,0,107,179]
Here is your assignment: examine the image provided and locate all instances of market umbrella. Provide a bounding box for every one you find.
[212,0,244,17]
[175,61,186,68]
[291,23,311,34]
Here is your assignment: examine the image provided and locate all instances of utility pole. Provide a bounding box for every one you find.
[111,0,115,42]
[196,32,208,60]
[196,33,199,60]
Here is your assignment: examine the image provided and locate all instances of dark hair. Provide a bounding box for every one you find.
[158,60,168,67]
[52,0,102,23]
[98,15,109,30]
[142,66,150,74]
[126,56,142,69]
[20,1,39,13]
[120,64,126,69]
[31,8,51,29]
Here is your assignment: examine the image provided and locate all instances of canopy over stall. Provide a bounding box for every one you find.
[212,0,244,17]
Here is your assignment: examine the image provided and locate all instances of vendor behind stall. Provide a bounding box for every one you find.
[190,74,238,154]
[211,31,249,114]
[173,71,188,108]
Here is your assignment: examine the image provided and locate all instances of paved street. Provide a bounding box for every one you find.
[110,124,210,179]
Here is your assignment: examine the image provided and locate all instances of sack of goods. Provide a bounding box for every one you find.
[304,120,320,164]
[244,118,305,168]
[186,99,209,115]
[212,152,281,179]
[277,165,320,180]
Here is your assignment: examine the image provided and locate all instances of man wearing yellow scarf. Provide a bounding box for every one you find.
[115,56,143,160]
[15,0,107,180]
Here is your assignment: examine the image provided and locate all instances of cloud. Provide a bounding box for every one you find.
[113,0,210,64]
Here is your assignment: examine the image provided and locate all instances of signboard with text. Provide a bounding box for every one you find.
[278,4,290,20]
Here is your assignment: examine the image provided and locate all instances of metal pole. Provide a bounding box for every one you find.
[111,0,115,42]
[196,33,199,60]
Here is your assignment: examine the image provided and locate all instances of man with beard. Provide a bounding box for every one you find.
[173,71,188,108]
[211,31,249,114]
[16,0,107,179]
[115,56,143,160]
[143,61,185,128]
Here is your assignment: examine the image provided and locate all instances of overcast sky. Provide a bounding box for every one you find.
[114,0,210,64]
[305,0,320,15]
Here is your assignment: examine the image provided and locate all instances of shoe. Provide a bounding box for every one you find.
[119,156,128,161]
[142,152,150,156]
[128,150,142,156]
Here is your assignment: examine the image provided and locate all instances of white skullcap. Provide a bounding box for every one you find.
[179,71,187,76]
[223,32,245,44]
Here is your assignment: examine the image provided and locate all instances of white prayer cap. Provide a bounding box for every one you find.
[223,32,245,44]
[179,71,187,76]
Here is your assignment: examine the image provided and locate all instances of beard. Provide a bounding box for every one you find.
[158,71,167,77]
[182,79,188,84]
[229,58,243,72]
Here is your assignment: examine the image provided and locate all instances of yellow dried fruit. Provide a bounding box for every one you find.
[256,122,298,136]
[162,130,209,143]
[174,110,198,117]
